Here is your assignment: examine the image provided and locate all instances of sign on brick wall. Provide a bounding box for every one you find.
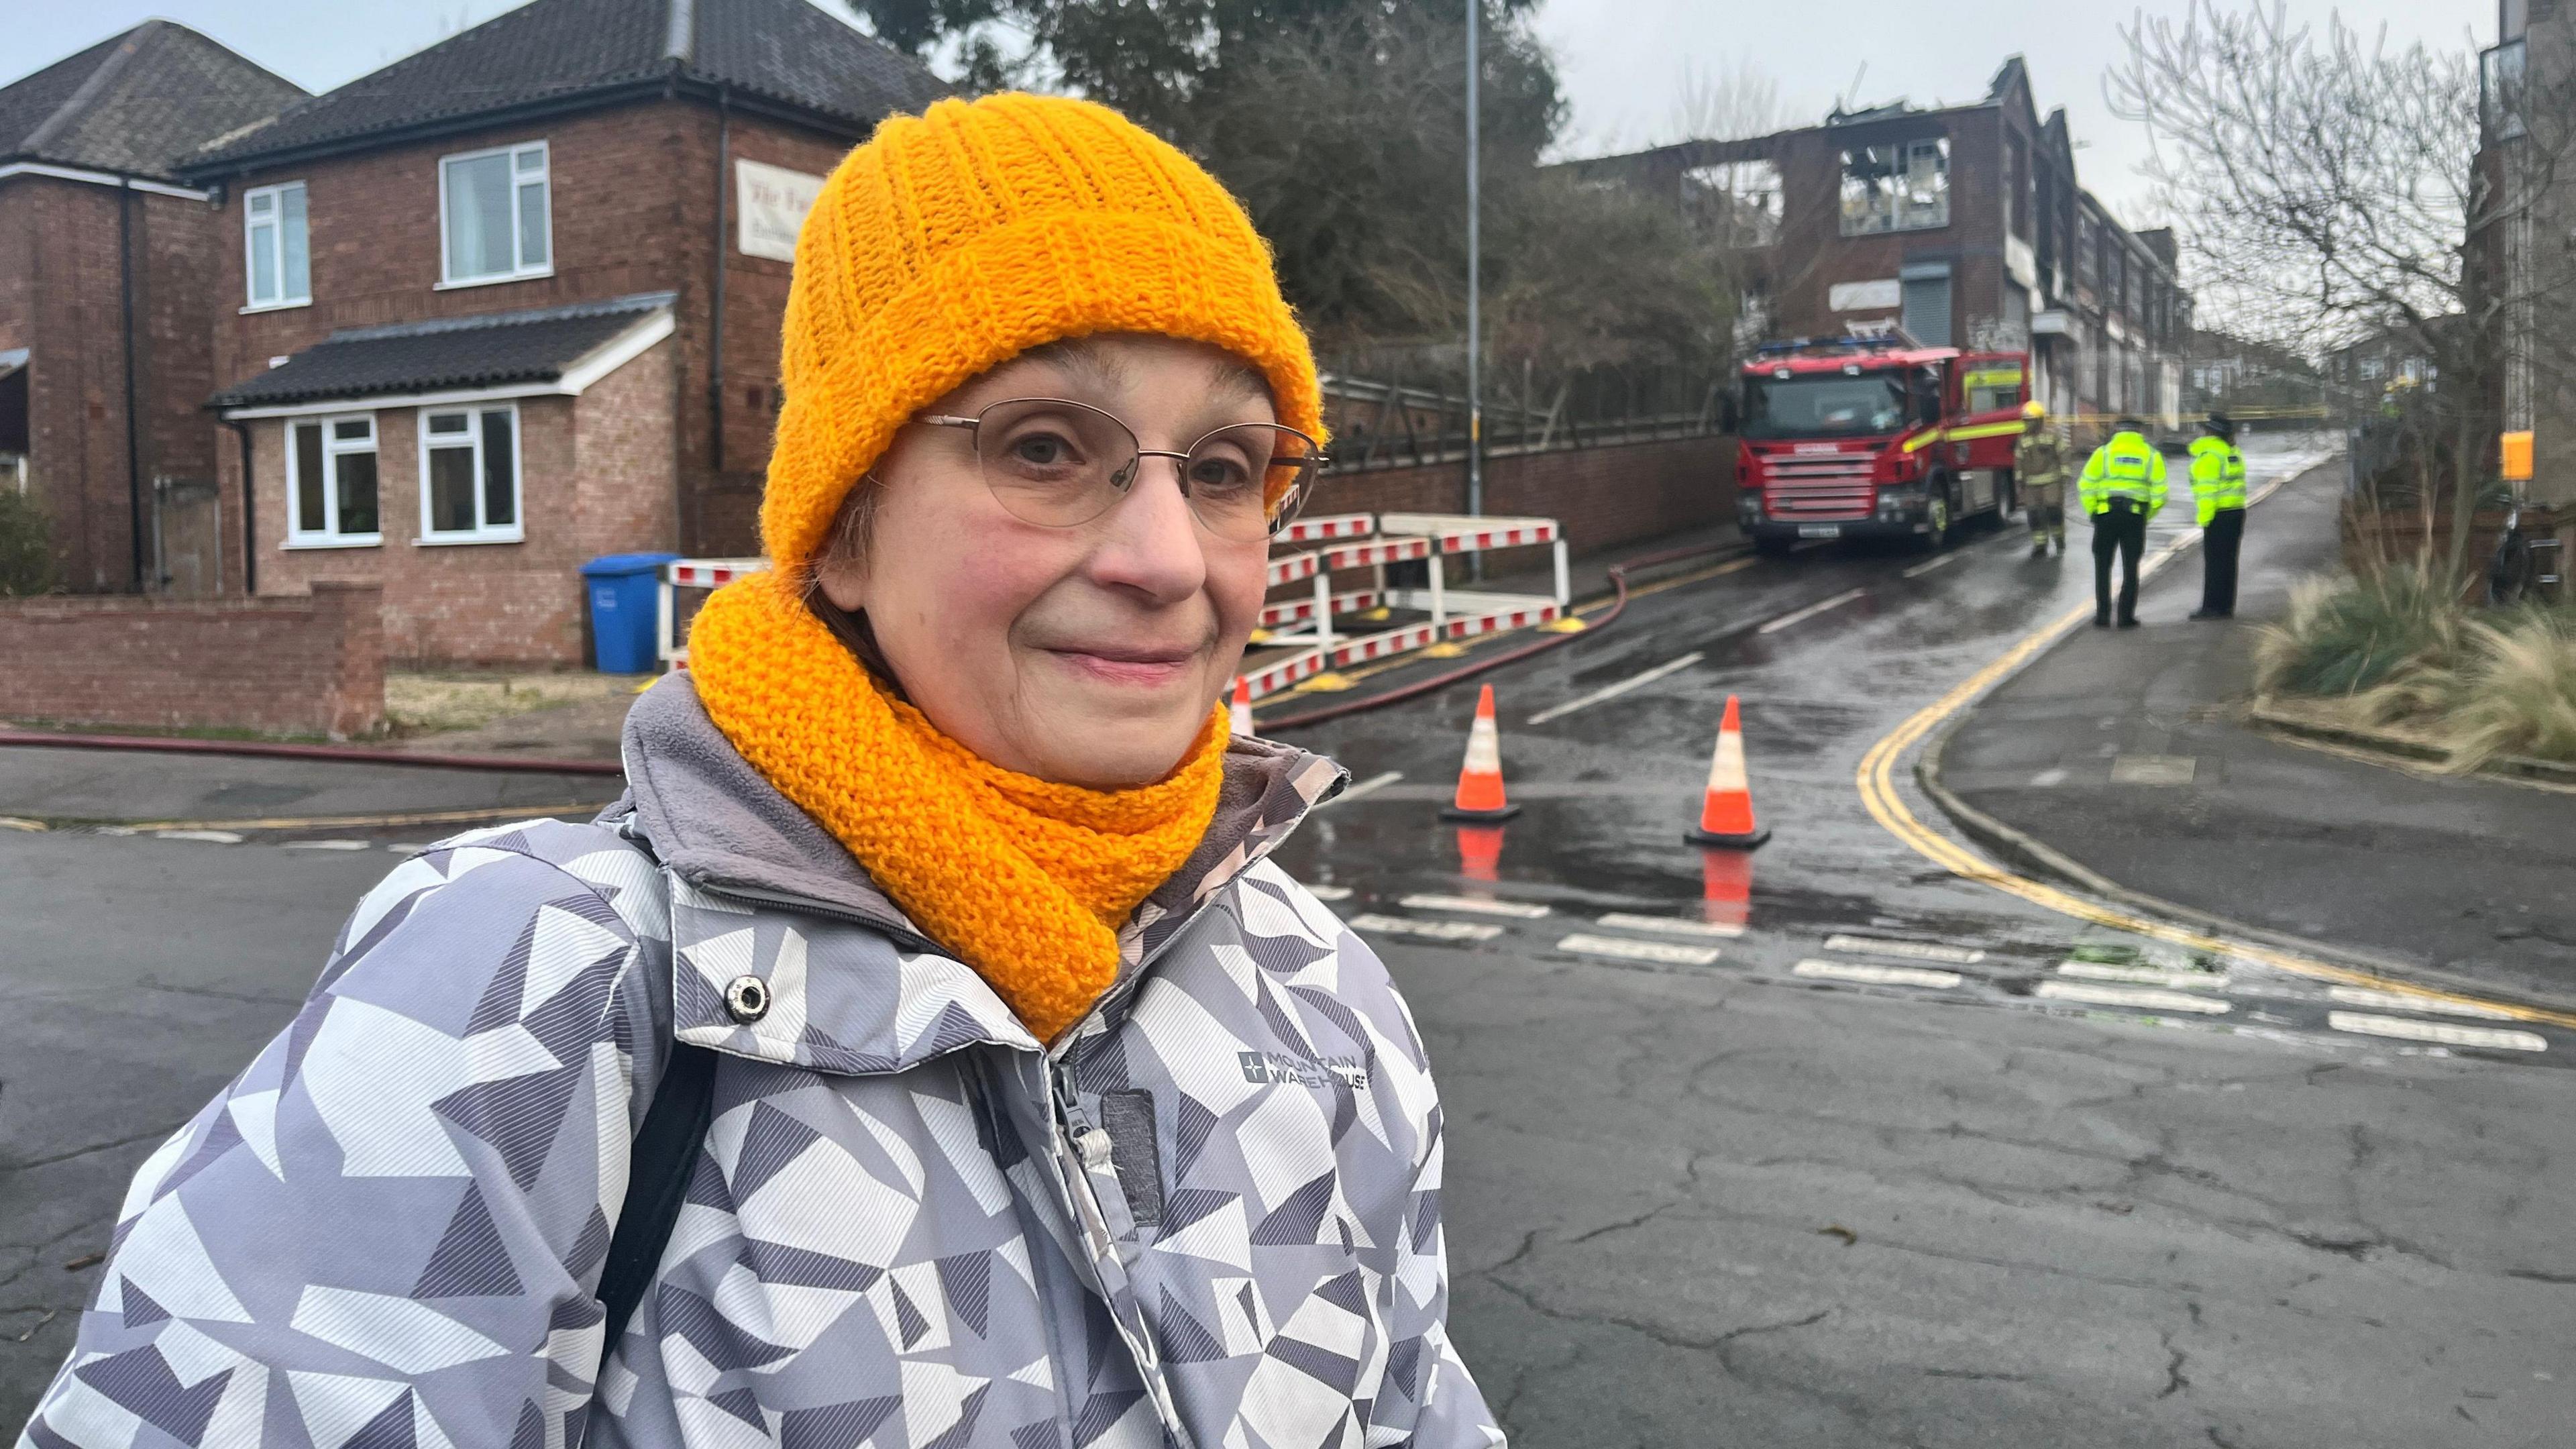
[736,159,827,262]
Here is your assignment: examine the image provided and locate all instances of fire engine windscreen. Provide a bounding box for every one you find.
[1740,373,1907,440]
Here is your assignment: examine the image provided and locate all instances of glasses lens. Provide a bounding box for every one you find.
[1184,424,1317,541]
[972,398,1137,529]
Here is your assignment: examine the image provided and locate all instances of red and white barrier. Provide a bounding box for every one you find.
[657,556,765,667]
[1276,512,1375,543]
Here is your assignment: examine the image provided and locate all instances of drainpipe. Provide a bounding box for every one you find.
[228,417,256,596]
[707,89,731,550]
[118,178,146,592]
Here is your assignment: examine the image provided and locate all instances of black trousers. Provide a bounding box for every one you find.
[2201,507,2245,616]
[2092,506,2147,623]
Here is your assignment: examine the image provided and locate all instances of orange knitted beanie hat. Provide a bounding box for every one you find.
[761,91,1324,578]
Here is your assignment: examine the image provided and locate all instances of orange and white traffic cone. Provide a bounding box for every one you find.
[1686,694,1770,849]
[1229,676,1256,739]
[1441,684,1522,822]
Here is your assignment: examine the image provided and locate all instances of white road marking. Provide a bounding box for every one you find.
[0,816,44,833]
[1300,883,1354,902]
[1825,933,1984,964]
[2325,985,2517,1020]
[1555,933,1723,967]
[1349,913,1504,943]
[2029,768,2070,787]
[155,829,246,845]
[1902,553,1962,578]
[1401,893,1552,919]
[1596,912,1743,939]
[1527,652,1706,724]
[2036,980,2233,1015]
[2326,1012,2547,1052]
[282,839,374,851]
[1758,588,1867,635]
[1793,958,1962,989]
[2057,960,2231,990]
[1320,771,1403,808]
[386,843,431,856]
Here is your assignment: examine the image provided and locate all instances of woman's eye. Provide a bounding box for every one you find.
[1187,456,1254,492]
[1010,433,1077,468]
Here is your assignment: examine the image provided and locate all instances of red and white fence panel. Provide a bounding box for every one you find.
[1275,512,1375,544]
[1242,647,1330,700]
[658,557,766,667]
[1258,589,1385,629]
[1267,551,1321,587]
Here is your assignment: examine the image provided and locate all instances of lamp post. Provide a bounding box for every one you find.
[1464,0,1484,577]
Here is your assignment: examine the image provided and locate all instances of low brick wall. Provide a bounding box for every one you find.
[1304,433,1737,559]
[0,582,385,738]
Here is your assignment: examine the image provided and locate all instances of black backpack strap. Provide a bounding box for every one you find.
[596,1040,718,1367]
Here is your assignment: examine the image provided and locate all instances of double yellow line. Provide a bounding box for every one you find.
[1853,480,2576,1033]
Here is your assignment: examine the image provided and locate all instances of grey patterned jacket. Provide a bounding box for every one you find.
[18,678,1501,1449]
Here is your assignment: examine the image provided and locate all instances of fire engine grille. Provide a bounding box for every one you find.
[1759,453,1874,519]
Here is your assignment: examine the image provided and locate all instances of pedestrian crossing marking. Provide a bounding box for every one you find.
[1554,933,1722,967]
[2326,986,2516,1021]
[2036,980,2233,1014]
[1596,912,1743,939]
[1401,893,1551,919]
[1301,883,1353,902]
[1793,959,1962,989]
[2058,960,2229,990]
[1825,934,1984,965]
[1349,913,1503,942]
[2325,1012,2546,1053]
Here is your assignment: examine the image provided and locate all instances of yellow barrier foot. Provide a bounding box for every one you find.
[1295,672,1358,693]
[1419,642,1468,658]
[1359,607,1393,622]
[1540,616,1589,633]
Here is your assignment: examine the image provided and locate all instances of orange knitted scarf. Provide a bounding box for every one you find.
[684,572,1229,1043]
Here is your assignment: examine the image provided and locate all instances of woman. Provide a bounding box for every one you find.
[20,95,1499,1448]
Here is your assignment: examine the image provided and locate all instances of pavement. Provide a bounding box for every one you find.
[11,435,2576,1446]
[1934,464,2576,1010]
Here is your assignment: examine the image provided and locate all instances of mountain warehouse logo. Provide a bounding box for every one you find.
[1240,1050,1369,1090]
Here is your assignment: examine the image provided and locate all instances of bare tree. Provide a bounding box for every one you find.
[2108,0,2576,577]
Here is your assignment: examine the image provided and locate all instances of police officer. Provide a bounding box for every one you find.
[2080,417,2167,628]
[2190,412,2249,619]
[2014,399,2069,556]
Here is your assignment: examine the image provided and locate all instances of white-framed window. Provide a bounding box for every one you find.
[439,141,550,287]
[1839,137,1949,235]
[244,181,310,310]
[417,404,521,543]
[286,415,380,546]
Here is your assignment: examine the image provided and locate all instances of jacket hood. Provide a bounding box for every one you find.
[612,674,1348,1060]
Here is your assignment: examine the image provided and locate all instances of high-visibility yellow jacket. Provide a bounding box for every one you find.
[2188,436,2247,526]
[2080,431,2167,517]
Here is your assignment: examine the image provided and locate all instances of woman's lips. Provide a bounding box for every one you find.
[1044,645,1200,687]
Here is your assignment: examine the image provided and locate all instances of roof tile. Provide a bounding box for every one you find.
[209,292,676,409]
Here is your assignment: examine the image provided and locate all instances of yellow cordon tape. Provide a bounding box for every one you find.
[1854,475,2576,1034]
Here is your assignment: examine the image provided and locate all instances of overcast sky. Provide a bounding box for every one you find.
[15,0,2496,225]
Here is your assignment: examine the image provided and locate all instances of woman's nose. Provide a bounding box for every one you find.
[1089,453,1210,602]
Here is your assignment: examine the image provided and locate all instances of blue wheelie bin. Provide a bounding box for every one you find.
[580,552,681,674]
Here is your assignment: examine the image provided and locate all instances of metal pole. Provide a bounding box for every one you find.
[1464,0,1481,517]
[1464,0,1484,580]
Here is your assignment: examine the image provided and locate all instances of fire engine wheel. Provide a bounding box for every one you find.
[1921,492,1953,551]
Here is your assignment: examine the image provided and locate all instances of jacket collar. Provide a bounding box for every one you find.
[613,674,1346,1068]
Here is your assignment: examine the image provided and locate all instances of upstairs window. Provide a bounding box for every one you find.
[286,415,379,545]
[441,142,550,286]
[1839,138,1949,235]
[244,182,309,309]
[419,405,521,543]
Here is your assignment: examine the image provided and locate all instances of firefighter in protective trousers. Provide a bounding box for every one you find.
[2014,399,2068,556]
[2190,413,2249,619]
[2080,417,2167,628]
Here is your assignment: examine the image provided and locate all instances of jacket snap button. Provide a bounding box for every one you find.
[723,975,769,1024]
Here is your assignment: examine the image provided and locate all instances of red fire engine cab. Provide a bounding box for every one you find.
[1734,332,2030,554]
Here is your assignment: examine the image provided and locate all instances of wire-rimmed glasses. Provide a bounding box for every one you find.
[918,397,1326,541]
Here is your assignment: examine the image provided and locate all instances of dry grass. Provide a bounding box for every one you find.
[386,671,643,735]
[2260,569,2576,767]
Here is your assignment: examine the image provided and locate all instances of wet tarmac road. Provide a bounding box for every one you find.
[1259,442,2576,1446]
[5,442,2572,1445]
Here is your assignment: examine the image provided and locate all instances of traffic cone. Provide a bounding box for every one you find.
[1685,695,1770,849]
[1441,684,1522,822]
[1701,849,1753,930]
[1229,676,1255,739]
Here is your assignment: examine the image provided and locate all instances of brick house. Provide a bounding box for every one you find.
[1572,58,2194,431]
[180,0,943,663]
[0,21,305,593]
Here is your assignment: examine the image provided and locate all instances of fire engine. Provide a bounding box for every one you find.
[1733,331,2030,553]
